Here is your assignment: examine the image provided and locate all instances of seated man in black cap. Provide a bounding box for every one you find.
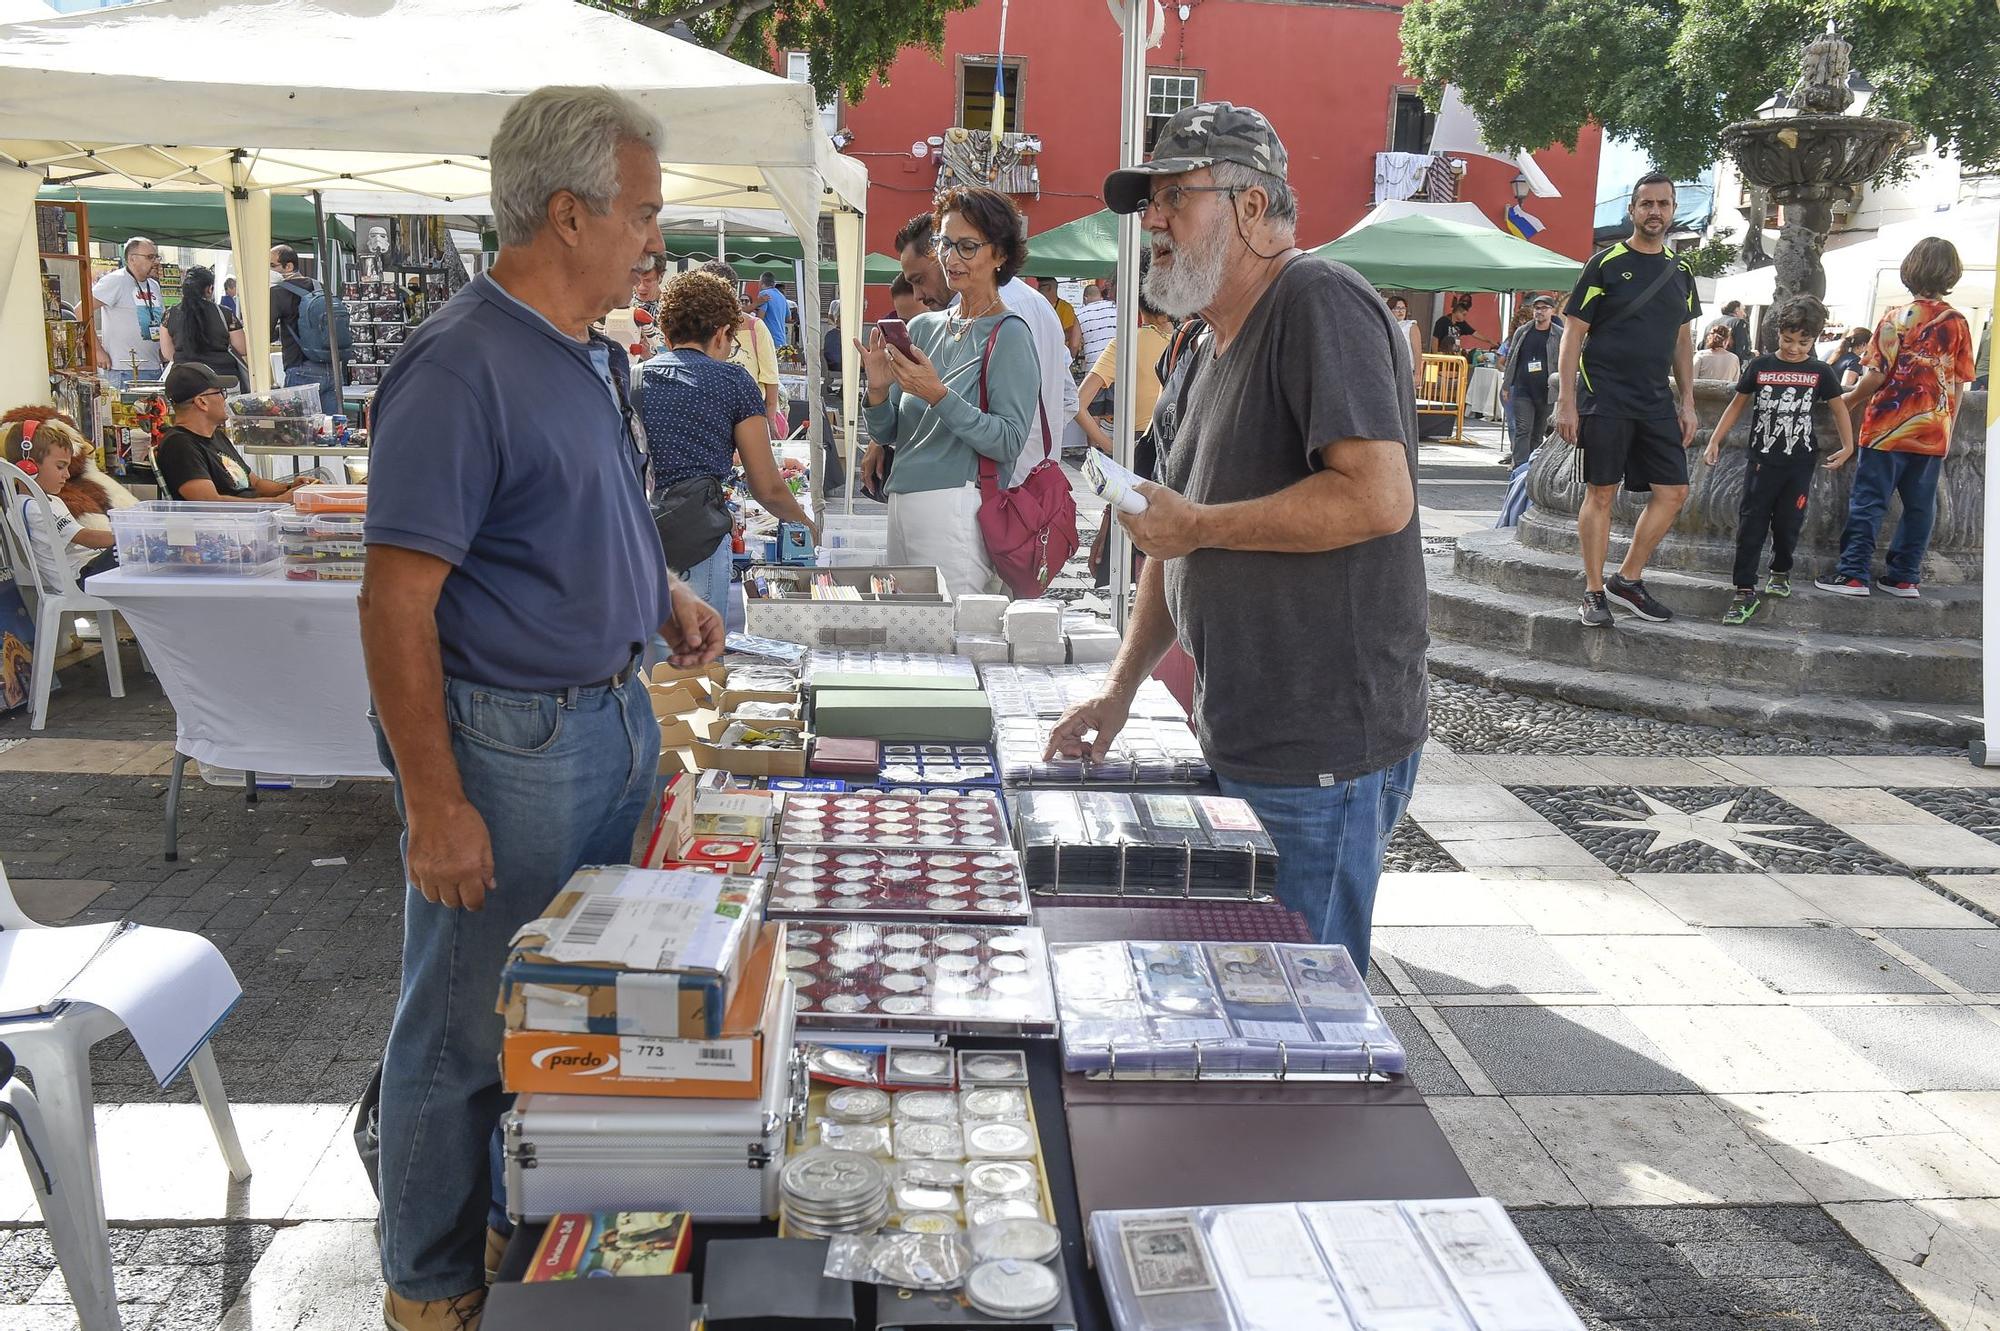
[154,364,316,503]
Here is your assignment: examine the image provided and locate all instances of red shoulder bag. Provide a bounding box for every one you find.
[974,316,1080,597]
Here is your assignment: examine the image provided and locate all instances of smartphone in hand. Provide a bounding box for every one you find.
[876,317,916,359]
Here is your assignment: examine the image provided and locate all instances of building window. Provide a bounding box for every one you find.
[958,58,1025,134]
[1391,90,1434,156]
[1145,72,1201,152]
[786,51,840,139]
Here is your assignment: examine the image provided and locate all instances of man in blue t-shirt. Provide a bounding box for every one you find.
[754,274,791,348]
[358,86,723,1331]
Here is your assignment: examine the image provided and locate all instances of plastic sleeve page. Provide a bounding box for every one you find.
[1203,1204,1355,1330]
[1300,1201,1473,1331]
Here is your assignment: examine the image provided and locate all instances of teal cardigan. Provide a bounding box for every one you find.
[862,309,1039,495]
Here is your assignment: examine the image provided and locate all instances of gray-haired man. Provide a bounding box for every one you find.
[1047,102,1428,981]
[359,85,723,1331]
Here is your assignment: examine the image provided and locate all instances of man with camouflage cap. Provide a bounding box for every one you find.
[1048,102,1428,978]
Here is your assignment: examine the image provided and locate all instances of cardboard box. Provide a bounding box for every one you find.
[641,776,779,869]
[502,924,787,1100]
[715,689,803,717]
[691,718,811,779]
[811,688,994,743]
[500,867,765,1040]
[742,565,956,653]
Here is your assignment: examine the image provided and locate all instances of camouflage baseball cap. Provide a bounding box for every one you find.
[1103,101,1290,215]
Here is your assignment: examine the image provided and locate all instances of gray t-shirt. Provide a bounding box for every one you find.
[1161,256,1429,784]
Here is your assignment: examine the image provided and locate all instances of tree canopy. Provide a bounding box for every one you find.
[584,0,978,105]
[1399,0,2000,179]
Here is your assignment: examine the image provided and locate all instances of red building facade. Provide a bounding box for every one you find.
[807,0,1601,320]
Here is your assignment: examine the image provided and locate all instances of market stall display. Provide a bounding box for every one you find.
[1015,791,1280,899]
[785,922,1058,1034]
[769,847,1031,921]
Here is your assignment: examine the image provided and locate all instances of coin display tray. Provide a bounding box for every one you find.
[784,923,1057,1034]
[977,663,1188,721]
[994,714,1210,786]
[808,650,979,682]
[768,847,1030,921]
[777,790,1009,850]
[877,743,1001,788]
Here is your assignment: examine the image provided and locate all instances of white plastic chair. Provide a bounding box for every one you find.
[0,859,252,1330]
[0,459,126,730]
[1,1042,114,1328]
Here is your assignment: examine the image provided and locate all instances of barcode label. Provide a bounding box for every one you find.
[561,899,620,949]
[621,1035,754,1082]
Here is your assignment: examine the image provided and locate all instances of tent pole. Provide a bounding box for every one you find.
[313,189,343,423]
[1109,0,1147,635]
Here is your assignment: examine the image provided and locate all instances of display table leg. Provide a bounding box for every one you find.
[244,772,257,806]
[163,751,188,862]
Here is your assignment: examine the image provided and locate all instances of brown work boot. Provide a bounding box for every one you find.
[484,1226,509,1283]
[384,1286,485,1331]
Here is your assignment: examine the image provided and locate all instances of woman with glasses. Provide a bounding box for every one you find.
[641,271,818,616]
[859,186,1040,598]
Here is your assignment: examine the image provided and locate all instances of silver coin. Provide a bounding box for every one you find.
[809,1047,875,1080]
[786,969,819,990]
[961,1055,1026,1084]
[781,1148,887,1205]
[790,929,825,945]
[928,880,970,896]
[936,933,978,952]
[931,854,968,868]
[987,974,1038,995]
[896,1122,963,1156]
[974,869,1017,884]
[894,1180,957,1213]
[880,869,922,884]
[926,869,967,884]
[775,895,822,911]
[881,951,926,972]
[897,1159,965,1187]
[832,821,871,836]
[923,897,967,913]
[965,1160,1036,1197]
[834,867,874,883]
[824,1087,892,1122]
[829,882,871,897]
[891,1051,952,1079]
[785,948,820,969]
[988,954,1030,972]
[962,1088,1026,1119]
[972,855,1015,869]
[876,835,916,846]
[834,798,871,811]
[934,972,980,995]
[782,864,821,882]
[833,926,881,946]
[968,1218,1060,1264]
[836,853,876,867]
[880,972,927,993]
[975,899,1017,914]
[966,1256,1062,1316]
[900,1210,960,1235]
[986,935,1028,953]
[870,1234,969,1290]
[881,853,922,868]
[821,994,870,1013]
[965,1196,1042,1227]
[965,1120,1034,1157]
[882,932,927,949]
[827,950,873,971]
[896,1091,958,1122]
[961,835,1001,848]
[974,882,1017,898]
[788,797,828,811]
[878,994,930,1015]
[934,954,978,974]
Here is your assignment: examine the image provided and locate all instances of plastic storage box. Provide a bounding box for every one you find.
[279,509,366,580]
[227,384,320,450]
[108,501,282,575]
[290,484,368,514]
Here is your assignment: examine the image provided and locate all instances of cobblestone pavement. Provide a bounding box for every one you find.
[6,524,1999,1326]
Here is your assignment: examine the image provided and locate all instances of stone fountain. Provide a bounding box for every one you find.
[1423,29,1982,746]
[1719,25,1913,336]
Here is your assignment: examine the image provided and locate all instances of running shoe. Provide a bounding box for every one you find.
[1764,573,1792,598]
[1579,590,1613,627]
[1722,589,1761,625]
[1606,573,1673,622]
[1876,579,1920,599]
[1814,576,1870,596]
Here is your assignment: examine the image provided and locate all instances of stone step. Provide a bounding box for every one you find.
[1426,641,1980,746]
[1425,563,1982,705]
[1449,527,1983,636]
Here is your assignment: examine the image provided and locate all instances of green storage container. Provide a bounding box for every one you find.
[812,689,995,743]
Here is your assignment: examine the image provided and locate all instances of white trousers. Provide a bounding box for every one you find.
[888,483,998,600]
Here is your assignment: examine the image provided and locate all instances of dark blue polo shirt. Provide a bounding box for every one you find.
[366,274,673,690]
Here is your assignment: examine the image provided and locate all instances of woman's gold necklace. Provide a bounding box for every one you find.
[948,293,1001,342]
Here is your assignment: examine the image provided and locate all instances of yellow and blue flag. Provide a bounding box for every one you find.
[1505,203,1545,240]
[990,63,1007,146]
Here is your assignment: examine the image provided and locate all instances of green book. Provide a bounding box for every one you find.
[812,689,994,743]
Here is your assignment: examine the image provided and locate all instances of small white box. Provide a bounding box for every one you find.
[1010,641,1067,665]
[954,633,1010,663]
[1003,599,1064,646]
[1066,630,1121,664]
[955,593,1009,636]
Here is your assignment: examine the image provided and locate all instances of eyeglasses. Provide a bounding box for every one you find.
[194,390,224,403]
[1143,184,1239,215]
[930,236,991,260]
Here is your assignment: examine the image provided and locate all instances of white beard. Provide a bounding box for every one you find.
[1142,208,1231,318]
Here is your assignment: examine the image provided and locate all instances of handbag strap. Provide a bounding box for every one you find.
[1590,249,1687,335]
[976,313,1052,493]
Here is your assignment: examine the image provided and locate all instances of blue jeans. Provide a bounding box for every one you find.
[1505,393,1552,467]
[1219,749,1421,979]
[1835,449,1942,584]
[283,360,340,414]
[643,533,732,675]
[371,672,658,1299]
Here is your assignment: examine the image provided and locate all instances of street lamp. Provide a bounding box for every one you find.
[1510,173,1531,203]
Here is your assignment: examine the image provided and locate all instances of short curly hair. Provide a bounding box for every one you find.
[931,186,1028,285]
[659,270,743,346]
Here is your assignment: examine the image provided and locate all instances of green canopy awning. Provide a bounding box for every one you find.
[1310,214,1582,293]
[37,187,353,249]
[662,242,903,285]
[1023,209,1119,279]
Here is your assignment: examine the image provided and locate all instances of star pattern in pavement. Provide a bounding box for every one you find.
[1580,791,1821,867]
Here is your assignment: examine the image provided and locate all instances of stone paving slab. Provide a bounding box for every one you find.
[1806,1005,2000,1091]
[1878,929,2000,993]
[0,1224,274,1331]
[1514,785,1911,877]
[1438,1006,1699,1094]
[1704,928,1945,996]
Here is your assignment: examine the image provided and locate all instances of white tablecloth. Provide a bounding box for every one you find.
[1467,366,1503,419]
[86,567,388,779]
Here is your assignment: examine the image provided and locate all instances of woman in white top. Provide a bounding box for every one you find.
[1386,295,1422,390]
[1693,323,1741,381]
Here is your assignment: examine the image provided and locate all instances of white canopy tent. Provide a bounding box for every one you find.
[0,0,868,475]
[1713,204,1996,330]
[1338,199,1504,238]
